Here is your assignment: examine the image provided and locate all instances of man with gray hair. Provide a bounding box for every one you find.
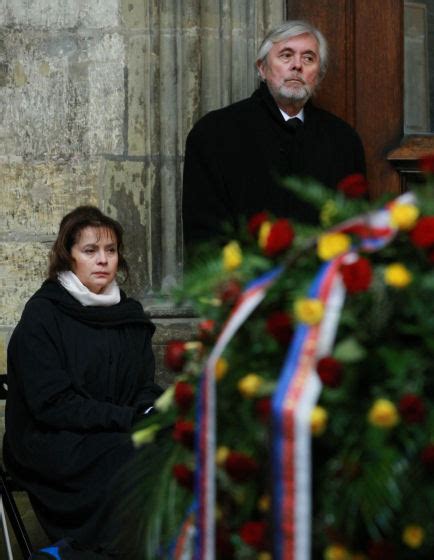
[183,20,366,249]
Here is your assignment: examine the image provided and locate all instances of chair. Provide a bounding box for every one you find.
[0,374,33,559]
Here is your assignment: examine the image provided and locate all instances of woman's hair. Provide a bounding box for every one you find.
[48,205,129,281]
[256,20,329,80]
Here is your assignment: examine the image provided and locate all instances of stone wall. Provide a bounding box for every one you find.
[0,0,285,391]
[0,1,287,547]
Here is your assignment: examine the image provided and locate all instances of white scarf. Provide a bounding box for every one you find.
[57,271,121,307]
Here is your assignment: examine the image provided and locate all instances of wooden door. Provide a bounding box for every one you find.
[287,0,412,197]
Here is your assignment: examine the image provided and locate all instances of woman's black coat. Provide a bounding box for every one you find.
[3,280,162,550]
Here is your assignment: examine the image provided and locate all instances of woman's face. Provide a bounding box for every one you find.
[70,226,119,293]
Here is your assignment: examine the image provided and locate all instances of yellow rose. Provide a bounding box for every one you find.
[295,298,324,325]
[215,357,229,381]
[216,445,230,466]
[257,494,271,513]
[402,524,425,548]
[390,203,419,230]
[311,405,328,436]
[367,398,399,428]
[324,544,350,560]
[223,241,242,271]
[258,553,272,560]
[317,232,351,261]
[238,373,264,398]
[258,221,272,249]
[384,263,412,288]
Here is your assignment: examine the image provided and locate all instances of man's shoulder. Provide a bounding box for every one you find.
[189,94,259,134]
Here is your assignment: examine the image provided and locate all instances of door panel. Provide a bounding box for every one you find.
[287,0,404,197]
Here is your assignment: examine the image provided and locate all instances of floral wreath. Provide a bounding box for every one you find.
[132,155,434,560]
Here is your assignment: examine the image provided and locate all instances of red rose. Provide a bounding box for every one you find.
[337,173,368,198]
[218,279,242,305]
[421,443,434,470]
[419,153,434,174]
[410,216,434,248]
[172,463,194,490]
[266,310,293,345]
[368,540,396,560]
[197,319,216,343]
[340,257,373,294]
[398,393,426,423]
[225,451,258,482]
[263,219,294,257]
[316,356,343,388]
[164,340,187,372]
[239,520,267,550]
[248,211,269,236]
[255,397,272,423]
[173,419,195,449]
[174,381,195,413]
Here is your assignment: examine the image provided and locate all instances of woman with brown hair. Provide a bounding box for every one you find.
[3,206,162,558]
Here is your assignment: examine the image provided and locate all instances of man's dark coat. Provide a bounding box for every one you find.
[183,82,366,245]
[4,280,162,552]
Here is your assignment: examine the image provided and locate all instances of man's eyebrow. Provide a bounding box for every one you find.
[277,47,317,56]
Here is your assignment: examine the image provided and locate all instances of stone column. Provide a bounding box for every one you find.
[120,0,286,382]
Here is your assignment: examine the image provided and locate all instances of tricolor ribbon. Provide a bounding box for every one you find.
[270,191,417,560]
[334,191,416,252]
[171,507,196,560]
[172,266,284,560]
[272,257,346,560]
[194,265,284,560]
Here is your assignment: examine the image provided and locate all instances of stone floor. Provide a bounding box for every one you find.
[3,492,49,558]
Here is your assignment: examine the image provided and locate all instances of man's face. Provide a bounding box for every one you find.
[257,33,321,108]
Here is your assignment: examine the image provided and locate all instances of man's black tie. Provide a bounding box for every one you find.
[286,117,303,131]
